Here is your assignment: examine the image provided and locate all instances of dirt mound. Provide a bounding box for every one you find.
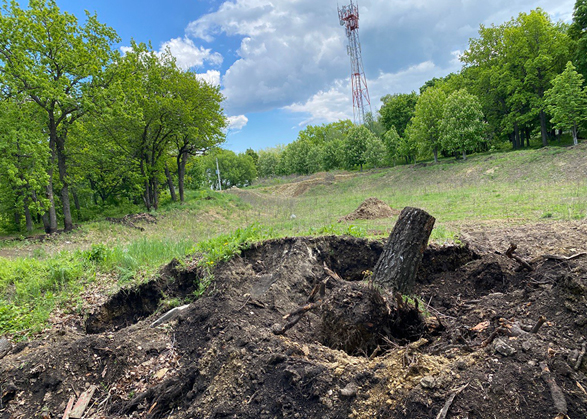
[2,233,587,419]
[339,197,400,222]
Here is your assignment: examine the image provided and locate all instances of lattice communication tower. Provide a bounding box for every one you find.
[338,1,371,125]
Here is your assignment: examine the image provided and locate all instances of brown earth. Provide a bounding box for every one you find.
[1,223,587,419]
[338,197,401,223]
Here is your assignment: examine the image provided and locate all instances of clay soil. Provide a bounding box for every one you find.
[1,221,587,419]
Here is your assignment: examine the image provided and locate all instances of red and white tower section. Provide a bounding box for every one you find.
[338,1,372,125]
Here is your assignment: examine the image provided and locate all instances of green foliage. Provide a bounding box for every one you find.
[0,0,121,232]
[462,9,571,148]
[0,100,49,232]
[440,90,486,160]
[198,149,258,189]
[409,87,447,162]
[570,0,587,78]
[544,61,587,145]
[382,127,401,165]
[364,136,388,168]
[378,92,419,137]
[256,147,283,178]
[343,125,377,170]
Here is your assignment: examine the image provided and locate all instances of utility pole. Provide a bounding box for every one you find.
[338,1,371,125]
[215,158,222,191]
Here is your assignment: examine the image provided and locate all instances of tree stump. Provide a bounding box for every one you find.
[373,207,435,294]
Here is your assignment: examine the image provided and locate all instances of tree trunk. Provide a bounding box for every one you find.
[177,152,188,203]
[55,136,73,232]
[44,138,58,233]
[513,122,520,149]
[462,149,467,160]
[433,147,438,164]
[151,178,159,210]
[525,127,531,147]
[539,110,549,147]
[165,164,177,202]
[572,124,579,146]
[72,189,81,212]
[373,207,436,294]
[23,197,33,233]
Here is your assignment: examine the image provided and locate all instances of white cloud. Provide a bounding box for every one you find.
[227,115,249,131]
[159,37,223,70]
[284,58,461,125]
[196,70,221,86]
[177,0,575,125]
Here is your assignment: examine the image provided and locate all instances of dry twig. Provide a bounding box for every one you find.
[435,383,469,419]
[530,316,547,334]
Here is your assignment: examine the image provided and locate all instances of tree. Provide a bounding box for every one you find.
[0,0,120,232]
[382,127,401,166]
[0,99,49,232]
[409,87,447,163]
[462,10,571,148]
[570,0,587,78]
[170,72,226,203]
[257,147,283,178]
[343,125,375,170]
[322,139,344,171]
[200,150,257,189]
[544,61,587,145]
[364,136,387,168]
[440,90,486,160]
[378,92,419,137]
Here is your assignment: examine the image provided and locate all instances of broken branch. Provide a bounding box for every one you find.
[273,303,321,335]
[530,316,547,334]
[435,383,469,419]
[480,327,511,348]
[540,362,568,417]
[505,243,533,271]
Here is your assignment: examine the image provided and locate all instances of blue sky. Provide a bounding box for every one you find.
[57,0,575,153]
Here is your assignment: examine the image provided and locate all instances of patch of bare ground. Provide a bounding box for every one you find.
[266,172,358,198]
[338,197,401,222]
[2,224,587,419]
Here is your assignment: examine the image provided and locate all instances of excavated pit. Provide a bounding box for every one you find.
[3,233,587,419]
[85,236,478,356]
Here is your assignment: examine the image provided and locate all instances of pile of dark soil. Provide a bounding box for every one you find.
[338,197,400,223]
[1,231,587,419]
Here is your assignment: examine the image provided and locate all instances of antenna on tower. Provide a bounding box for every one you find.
[338,0,371,125]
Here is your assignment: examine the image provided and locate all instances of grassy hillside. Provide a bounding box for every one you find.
[0,143,586,337]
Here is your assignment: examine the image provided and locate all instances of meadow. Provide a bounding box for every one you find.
[0,143,585,337]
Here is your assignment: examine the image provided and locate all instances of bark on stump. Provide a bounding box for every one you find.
[373,207,435,294]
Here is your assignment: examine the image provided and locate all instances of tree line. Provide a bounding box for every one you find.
[0,0,226,234]
[253,4,587,177]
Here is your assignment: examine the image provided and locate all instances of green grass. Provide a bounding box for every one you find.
[0,143,586,338]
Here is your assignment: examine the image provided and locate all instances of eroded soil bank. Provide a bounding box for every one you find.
[1,231,587,419]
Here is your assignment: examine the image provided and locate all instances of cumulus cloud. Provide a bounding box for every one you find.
[181,0,574,122]
[160,37,223,70]
[284,58,460,125]
[196,70,222,86]
[227,115,249,131]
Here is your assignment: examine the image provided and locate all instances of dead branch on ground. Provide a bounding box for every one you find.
[435,383,469,419]
[505,243,533,271]
[540,361,568,418]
